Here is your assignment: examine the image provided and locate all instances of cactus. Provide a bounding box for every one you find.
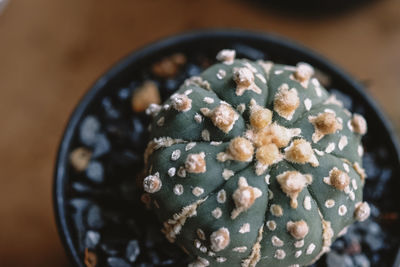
[142,49,370,267]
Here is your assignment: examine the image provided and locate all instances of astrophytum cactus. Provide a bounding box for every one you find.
[142,49,370,267]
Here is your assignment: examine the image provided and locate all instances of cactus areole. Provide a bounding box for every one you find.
[142,49,370,267]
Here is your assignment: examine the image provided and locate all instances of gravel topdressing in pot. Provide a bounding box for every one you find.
[54,30,400,267]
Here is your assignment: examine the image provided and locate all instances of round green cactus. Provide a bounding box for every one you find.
[142,49,370,267]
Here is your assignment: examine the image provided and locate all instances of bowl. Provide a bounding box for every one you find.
[54,29,400,267]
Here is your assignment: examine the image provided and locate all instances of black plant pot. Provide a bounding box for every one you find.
[257,0,375,16]
[54,29,400,267]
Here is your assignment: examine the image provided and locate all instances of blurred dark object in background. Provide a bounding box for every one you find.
[0,0,9,14]
[257,0,375,16]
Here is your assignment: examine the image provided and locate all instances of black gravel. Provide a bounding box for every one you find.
[63,46,400,266]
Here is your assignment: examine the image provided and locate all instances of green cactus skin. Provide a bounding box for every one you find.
[142,49,370,267]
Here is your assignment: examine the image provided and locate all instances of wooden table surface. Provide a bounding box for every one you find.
[0,0,399,266]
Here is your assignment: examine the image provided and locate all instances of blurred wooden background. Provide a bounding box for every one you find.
[0,0,399,266]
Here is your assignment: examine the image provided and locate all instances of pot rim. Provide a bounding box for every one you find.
[53,28,400,267]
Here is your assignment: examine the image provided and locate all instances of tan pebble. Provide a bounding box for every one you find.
[152,53,186,78]
[69,147,92,172]
[185,152,206,173]
[210,228,230,252]
[143,172,162,193]
[131,81,161,112]
[84,248,97,267]
[287,220,309,239]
